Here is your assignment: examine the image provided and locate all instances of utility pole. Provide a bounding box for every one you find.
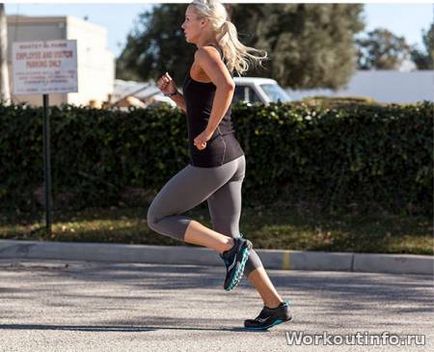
[0,3,11,103]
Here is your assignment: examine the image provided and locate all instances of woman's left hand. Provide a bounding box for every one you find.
[194,129,214,150]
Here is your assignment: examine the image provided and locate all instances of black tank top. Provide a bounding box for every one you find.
[182,46,244,167]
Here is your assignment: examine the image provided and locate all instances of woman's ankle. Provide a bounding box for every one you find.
[264,299,284,309]
[220,237,235,255]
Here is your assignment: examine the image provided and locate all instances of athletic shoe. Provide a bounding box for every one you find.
[220,234,252,291]
[244,300,292,330]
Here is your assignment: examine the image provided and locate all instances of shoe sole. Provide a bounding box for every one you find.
[244,316,293,331]
[225,240,252,291]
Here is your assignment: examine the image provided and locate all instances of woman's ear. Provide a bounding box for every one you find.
[200,18,209,28]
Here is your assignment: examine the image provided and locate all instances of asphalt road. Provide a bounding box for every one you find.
[0,259,433,352]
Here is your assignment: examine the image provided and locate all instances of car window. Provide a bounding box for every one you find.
[233,85,261,104]
[246,87,262,103]
[233,86,245,104]
[260,84,291,103]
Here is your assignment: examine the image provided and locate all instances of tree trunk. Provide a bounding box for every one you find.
[0,3,11,103]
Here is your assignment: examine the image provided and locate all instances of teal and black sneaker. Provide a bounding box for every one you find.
[220,235,252,291]
[244,300,292,330]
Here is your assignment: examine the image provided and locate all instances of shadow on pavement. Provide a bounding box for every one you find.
[0,323,267,333]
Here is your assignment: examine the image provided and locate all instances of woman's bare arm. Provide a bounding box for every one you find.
[156,72,187,113]
[169,92,187,113]
[195,46,235,135]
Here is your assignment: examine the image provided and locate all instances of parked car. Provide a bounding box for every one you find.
[144,76,291,107]
[113,77,290,109]
[233,77,291,105]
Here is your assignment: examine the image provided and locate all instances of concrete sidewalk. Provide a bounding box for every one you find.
[0,239,432,275]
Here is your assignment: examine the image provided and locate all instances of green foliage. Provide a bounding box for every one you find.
[231,3,365,89]
[411,22,434,70]
[0,101,432,217]
[116,4,195,82]
[234,102,433,217]
[356,28,412,70]
[116,3,365,89]
[299,96,376,107]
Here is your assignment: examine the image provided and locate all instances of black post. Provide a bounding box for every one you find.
[43,94,52,235]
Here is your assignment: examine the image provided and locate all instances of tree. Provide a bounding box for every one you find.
[116,5,195,83]
[0,3,11,103]
[117,3,365,89]
[356,28,412,70]
[411,22,434,69]
[230,4,365,89]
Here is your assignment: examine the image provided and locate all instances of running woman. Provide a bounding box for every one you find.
[148,0,292,330]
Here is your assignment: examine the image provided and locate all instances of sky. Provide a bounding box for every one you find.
[4,2,434,58]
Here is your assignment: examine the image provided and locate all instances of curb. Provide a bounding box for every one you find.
[0,239,432,275]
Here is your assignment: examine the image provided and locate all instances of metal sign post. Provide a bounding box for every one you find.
[12,40,78,236]
[42,93,52,235]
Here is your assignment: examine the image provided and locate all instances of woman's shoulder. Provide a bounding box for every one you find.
[195,45,223,60]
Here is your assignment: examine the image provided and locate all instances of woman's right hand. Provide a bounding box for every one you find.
[156,72,177,96]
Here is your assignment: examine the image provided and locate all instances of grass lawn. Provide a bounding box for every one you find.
[1,202,432,255]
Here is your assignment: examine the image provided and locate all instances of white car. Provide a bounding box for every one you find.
[159,77,291,107]
[233,77,291,105]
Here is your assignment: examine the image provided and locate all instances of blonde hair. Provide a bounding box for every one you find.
[190,0,268,76]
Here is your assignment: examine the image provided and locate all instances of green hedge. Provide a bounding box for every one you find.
[0,101,432,217]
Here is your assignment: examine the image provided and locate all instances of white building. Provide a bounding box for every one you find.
[6,15,115,107]
[287,70,434,104]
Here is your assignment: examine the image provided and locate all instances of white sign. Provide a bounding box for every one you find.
[12,40,78,95]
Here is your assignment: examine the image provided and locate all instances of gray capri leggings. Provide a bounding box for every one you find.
[146,155,263,277]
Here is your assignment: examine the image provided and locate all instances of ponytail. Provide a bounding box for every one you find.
[191,0,268,76]
[218,20,267,75]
